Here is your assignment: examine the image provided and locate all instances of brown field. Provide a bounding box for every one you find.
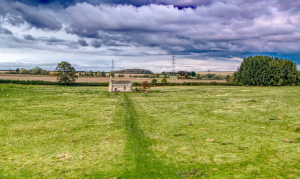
[196,71,235,75]
[0,74,226,83]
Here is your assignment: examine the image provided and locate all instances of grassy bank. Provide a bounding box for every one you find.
[0,84,300,178]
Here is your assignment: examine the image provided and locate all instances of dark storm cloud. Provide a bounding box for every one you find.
[0,1,62,30]
[13,2,62,30]
[23,34,65,43]
[1,0,300,70]
[12,0,212,8]
[91,40,101,48]
[23,34,35,40]
[78,39,88,47]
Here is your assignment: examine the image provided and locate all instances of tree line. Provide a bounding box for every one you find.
[5,67,50,75]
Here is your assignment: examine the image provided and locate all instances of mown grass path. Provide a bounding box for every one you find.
[120,94,175,178]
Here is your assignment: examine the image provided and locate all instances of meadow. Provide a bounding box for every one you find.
[0,84,300,178]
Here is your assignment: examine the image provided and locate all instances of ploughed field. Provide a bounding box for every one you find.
[0,84,300,178]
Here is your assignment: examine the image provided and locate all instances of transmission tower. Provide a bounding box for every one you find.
[111,59,114,72]
[172,55,175,76]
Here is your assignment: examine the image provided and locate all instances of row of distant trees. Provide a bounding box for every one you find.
[79,71,107,77]
[5,67,50,75]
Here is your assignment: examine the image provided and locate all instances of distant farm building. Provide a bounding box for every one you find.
[108,77,133,92]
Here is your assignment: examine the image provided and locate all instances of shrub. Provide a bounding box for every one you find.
[161,77,168,85]
[151,79,157,86]
[141,81,150,90]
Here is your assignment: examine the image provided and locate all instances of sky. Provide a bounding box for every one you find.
[0,0,300,72]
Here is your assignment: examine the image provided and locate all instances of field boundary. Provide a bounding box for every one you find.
[0,79,243,86]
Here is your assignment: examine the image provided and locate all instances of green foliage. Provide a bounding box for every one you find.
[101,71,106,77]
[177,75,182,79]
[234,56,300,86]
[151,78,157,85]
[19,68,25,74]
[88,70,94,76]
[4,69,16,74]
[32,67,43,75]
[40,70,50,75]
[188,71,196,76]
[55,61,78,85]
[15,68,20,74]
[226,75,234,82]
[161,77,168,84]
[109,71,115,77]
[133,82,141,86]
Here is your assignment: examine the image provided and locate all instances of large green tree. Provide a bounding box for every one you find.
[109,71,115,77]
[55,61,78,85]
[234,56,300,86]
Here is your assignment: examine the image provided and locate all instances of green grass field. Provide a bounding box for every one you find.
[1,84,300,178]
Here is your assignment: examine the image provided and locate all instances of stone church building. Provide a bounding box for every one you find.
[108,77,133,92]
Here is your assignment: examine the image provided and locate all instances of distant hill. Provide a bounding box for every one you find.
[116,69,153,74]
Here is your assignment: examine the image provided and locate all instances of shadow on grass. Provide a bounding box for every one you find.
[121,94,175,178]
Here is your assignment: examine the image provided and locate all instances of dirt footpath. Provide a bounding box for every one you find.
[0,74,226,83]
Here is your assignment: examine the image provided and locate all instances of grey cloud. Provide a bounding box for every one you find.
[42,37,65,43]
[78,39,88,46]
[5,15,25,26]
[91,40,101,48]
[0,27,13,35]
[24,34,35,40]
[12,2,62,30]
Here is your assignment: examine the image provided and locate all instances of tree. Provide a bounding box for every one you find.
[177,75,182,79]
[226,75,233,82]
[15,68,20,74]
[191,71,196,77]
[141,81,150,90]
[184,74,188,79]
[109,71,115,77]
[162,71,166,75]
[31,67,43,75]
[96,71,101,77]
[234,55,300,86]
[41,70,49,75]
[196,74,202,79]
[89,70,94,76]
[151,79,157,86]
[20,68,25,74]
[161,77,168,84]
[101,71,106,77]
[55,61,78,85]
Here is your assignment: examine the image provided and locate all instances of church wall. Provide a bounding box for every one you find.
[111,84,133,92]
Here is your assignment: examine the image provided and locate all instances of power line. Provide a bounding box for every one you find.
[172,55,175,76]
[111,59,114,72]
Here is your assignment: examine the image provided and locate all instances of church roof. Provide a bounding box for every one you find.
[111,80,132,84]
